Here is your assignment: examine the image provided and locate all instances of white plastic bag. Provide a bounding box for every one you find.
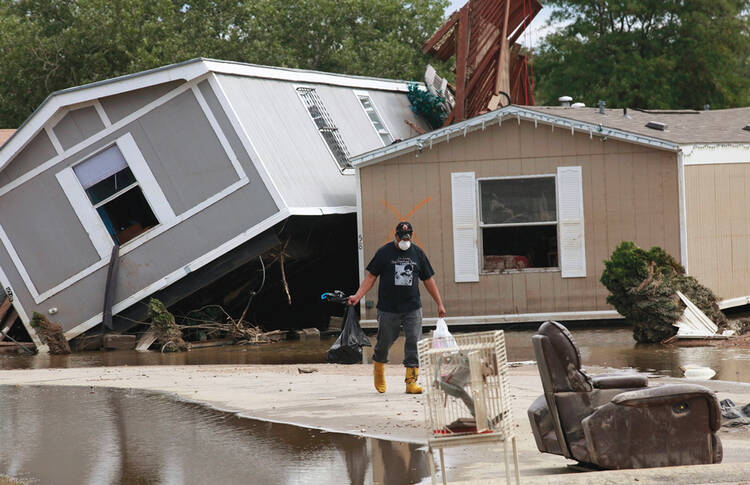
[432,318,457,349]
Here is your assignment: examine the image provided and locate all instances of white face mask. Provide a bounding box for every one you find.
[398,240,411,251]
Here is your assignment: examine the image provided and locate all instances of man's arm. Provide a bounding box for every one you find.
[347,271,377,306]
[423,277,446,318]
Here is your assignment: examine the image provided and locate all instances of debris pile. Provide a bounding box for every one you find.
[720,399,750,427]
[143,297,286,352]
[30,312,71,354]
[601,242,729,343]
[146,298,187,352]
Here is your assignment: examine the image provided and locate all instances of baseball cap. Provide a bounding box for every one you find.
[395,221,413,240]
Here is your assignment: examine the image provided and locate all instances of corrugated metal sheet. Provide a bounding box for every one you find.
[216,74,427,209]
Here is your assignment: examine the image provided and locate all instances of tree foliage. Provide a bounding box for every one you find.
[533,1,750,109]
[0,0,449,127]
[601,241,728,343]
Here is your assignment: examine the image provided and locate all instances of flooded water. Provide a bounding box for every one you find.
[0,385,428,485]
[2,326,750,382]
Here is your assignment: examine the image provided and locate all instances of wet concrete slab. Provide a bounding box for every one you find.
[0,363,748,484]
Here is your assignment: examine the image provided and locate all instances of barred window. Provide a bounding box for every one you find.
[355,92,394,145]
[296,87,351,169]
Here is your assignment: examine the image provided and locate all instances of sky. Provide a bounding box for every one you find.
[445,0,556,47]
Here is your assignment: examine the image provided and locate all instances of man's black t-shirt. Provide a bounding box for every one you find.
[366,242,435,313]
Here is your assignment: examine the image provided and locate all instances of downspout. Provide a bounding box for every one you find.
[677,149,689,274]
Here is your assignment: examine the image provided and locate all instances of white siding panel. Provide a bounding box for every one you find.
[215,75,355,208]
[214,74,427,210]
[451,172,479,282]
[557,166,586,278]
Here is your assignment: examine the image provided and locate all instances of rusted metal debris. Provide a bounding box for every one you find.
[424,0,542,123]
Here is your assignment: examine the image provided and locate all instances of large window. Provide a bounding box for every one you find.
[355,92,394,145]
[478,176,558,272]
[74,145,158,245]
[296,87,351,170]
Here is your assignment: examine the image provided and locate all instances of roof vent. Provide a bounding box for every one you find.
[571,102,586,108]
[704,104,711,111]
[598,100,606,114]
[559,96,573,108]
[646,121,667,131]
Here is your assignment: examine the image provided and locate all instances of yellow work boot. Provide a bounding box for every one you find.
[373,361,386,393]
[405,367,422,394]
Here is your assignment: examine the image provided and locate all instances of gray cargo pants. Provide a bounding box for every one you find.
[372,308,422,368]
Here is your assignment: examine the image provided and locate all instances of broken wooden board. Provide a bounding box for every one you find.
[188,338,235,349]
[135,330,158,352]
[103,334,136,350]
[0,308,18,342]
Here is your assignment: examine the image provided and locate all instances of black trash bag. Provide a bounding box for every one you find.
[327,305,371,364]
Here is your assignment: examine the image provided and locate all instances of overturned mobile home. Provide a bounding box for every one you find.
[0,58,429,348]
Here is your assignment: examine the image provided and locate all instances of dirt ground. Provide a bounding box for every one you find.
[1,363,750,484]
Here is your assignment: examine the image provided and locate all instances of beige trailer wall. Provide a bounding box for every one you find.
[684,163,750,301]
[359,120,681,320]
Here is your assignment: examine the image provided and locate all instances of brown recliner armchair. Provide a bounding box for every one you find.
[528,321,722,469]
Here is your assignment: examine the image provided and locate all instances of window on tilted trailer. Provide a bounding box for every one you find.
[296,87,351,170]
[356,93,394,145]
[74,145,158,245]
[478,176,558,272]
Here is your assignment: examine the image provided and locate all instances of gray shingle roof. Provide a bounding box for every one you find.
[525,106,750,144]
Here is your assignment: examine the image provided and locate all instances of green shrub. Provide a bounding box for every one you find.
[601,242,727,343]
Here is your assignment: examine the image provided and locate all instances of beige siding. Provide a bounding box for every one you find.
[685,163,750,300]
[359,120,680,320]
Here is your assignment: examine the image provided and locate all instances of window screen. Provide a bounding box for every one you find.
[480,178,556,225]
[357,95,394,145]
[479,176,558,271]
[297,87,351,169]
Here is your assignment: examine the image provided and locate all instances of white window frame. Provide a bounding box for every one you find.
[295,85,352,172]
[353,89,394,146]
[58,133,176,255]
[477,174,560,274]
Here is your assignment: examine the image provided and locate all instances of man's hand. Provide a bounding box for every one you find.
[347,294,361,306]
[423,277,446,318]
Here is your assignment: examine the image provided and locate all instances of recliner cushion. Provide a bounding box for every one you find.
[593,374,648,389]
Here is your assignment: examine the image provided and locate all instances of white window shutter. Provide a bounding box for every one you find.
[451,172,479,282]
[557,166,586,278]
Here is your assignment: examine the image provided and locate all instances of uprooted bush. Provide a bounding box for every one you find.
[147,298,187,352]
[30,312,71,354]
[601,242,728,343]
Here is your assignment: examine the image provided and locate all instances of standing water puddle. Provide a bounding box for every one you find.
[2,326,750,484]
[0,385,428,485]
[2,327,750,381]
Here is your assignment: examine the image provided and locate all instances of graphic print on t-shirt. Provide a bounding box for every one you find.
[394,257,415,286]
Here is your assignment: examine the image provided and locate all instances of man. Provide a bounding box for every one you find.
[348,221,446,394]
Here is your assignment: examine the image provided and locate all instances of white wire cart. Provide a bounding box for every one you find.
[417,330,520,485]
